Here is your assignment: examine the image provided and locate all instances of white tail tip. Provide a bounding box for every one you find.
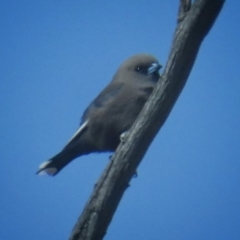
[37,161,58,176]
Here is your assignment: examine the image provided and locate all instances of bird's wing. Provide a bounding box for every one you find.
[65,83,124,147]
[81,82,124,121]
[65,119,89,146]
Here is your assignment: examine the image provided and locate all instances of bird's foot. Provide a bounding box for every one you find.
[120,131,129,143]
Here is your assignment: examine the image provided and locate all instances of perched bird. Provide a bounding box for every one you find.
[37,54,162,176]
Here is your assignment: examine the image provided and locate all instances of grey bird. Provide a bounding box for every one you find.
[37,54,162,176]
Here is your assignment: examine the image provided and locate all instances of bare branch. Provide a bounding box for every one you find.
[178,0,192,22]
[69,0,225,239]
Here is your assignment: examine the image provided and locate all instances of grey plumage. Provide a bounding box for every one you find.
[37,54,162,176]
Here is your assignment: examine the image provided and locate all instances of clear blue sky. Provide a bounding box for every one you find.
[1,1,240,239]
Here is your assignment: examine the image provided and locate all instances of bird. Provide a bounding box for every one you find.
[37,54,162,176]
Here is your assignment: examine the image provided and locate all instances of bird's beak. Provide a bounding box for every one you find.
[147,62,162,75]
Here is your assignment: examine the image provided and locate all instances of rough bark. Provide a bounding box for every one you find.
[69,1,225,239]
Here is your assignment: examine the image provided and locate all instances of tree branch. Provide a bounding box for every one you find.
[69,0,225,239]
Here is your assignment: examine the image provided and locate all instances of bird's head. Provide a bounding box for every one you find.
[116,54,162,83]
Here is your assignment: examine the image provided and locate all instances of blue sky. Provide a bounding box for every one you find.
[1,1,240,239]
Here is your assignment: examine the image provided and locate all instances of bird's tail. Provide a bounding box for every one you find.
[36,152,74,176]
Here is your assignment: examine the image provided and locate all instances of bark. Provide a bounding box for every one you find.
[69,1,225,239]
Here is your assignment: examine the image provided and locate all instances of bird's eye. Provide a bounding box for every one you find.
[135,66,147,74]
[136,66,142,72]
